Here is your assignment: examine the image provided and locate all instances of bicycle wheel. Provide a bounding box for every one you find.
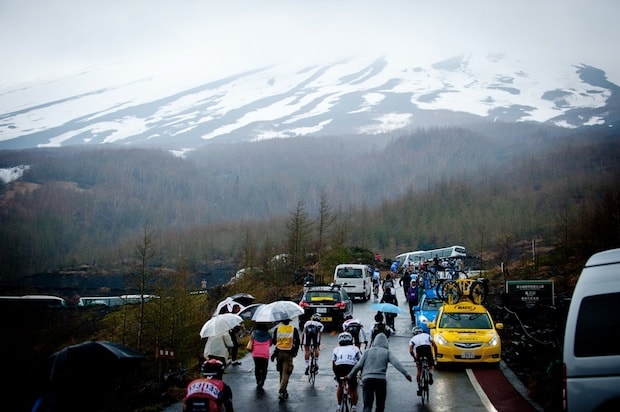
[435,279,445,299]
[469,280,488,304]
[440,280,462,304]
[309,352,317,385]
[428,272,438,288]
[421,363,430,406]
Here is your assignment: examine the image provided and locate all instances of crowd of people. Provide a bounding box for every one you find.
[187,265,439,412]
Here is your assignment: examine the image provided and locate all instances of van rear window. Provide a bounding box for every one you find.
[337,268,363,278]
[574,292,620,357]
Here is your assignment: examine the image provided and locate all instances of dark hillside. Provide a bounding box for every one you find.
[1,124,619,282]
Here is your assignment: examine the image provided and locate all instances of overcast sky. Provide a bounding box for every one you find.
[1,0,619,87]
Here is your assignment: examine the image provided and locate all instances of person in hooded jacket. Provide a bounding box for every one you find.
[346,333,412,412]
[248,323,272,389]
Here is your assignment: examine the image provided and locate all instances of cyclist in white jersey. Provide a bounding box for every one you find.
[333,332,362,411]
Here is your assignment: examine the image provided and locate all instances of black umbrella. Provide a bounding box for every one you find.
[229,292,256,307]
[238,303,264,321]
[48,340,144,383]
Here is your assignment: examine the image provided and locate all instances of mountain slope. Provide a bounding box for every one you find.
[1,54,618,151]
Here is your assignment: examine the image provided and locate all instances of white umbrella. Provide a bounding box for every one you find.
[252,300,304,322]
[199,313,243,338]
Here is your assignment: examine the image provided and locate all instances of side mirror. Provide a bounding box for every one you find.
[413,306,420,312]
[495,323,503,330]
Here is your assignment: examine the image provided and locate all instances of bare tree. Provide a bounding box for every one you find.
[286,200,313,283]
[131,224,159,351]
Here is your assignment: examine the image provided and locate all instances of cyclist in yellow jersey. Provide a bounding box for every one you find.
[271,318,300,401]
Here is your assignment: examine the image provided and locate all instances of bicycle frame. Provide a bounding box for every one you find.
[338,377,353,412]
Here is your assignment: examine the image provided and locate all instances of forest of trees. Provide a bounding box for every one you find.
[0,122,619,287]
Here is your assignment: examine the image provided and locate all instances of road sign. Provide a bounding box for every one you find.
[505,280,554,307]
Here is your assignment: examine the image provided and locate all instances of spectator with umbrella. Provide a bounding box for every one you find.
[200,314,243,366]
[247,322,272,390]
[271,318,300,402]
[251,300,304,401]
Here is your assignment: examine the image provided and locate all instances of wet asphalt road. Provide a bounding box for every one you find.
[165,286,536,412]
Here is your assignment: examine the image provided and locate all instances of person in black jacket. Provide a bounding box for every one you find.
[370,312,391,343]
[380,287,398,330]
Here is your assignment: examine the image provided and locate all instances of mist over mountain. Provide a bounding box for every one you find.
[1,54,619,152]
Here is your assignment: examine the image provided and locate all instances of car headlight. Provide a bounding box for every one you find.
[419,315,428,323]
[435,334,449,346]
[486,335,500,347]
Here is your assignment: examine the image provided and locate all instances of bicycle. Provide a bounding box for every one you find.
[308,344,319,385]
[338,377,353,412]
[436,277,488,305]
[418,356,431,406]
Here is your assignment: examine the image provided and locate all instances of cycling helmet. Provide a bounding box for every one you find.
[412,326,423,335]
[338,332,354,345]
[312,313,322,321]
[201,359,225,378]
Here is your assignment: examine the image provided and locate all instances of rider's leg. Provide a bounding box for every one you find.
[304,346,310,374]
[336,381,343,404]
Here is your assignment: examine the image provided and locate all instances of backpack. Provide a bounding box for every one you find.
[371,322,391,341]
[345,323,362,345]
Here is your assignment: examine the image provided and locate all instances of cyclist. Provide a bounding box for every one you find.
[333,332,362,411]
[382,273,395,295]
[183,358,235,412]
[372,271,380,302]
[342,314,368,349]
[409,326,437,396]
[302,313,324,375]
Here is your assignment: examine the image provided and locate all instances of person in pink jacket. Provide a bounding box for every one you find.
[248,322,272,390]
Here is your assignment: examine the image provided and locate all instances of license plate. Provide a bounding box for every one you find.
[461,352,475,359]
[316,307,327,313]
[321,317,332,322]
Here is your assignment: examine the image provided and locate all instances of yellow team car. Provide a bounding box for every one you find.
[428,302,503,365]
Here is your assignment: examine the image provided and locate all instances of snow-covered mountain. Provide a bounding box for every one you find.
[1,53,618,152]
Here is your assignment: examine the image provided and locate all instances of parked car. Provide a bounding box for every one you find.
[412,289,443,333]
[429,301,503,365]
[563,248,620,412]
[299,284,353,328]
[333,264,372,301]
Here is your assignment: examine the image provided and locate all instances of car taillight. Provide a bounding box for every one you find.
[335,302,346,309]
[299,301,309,308]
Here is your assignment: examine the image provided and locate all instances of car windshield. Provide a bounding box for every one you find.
[336,268,363,278]
[422,298,442,311]
[439,312,492,329]
[305,291,340,302]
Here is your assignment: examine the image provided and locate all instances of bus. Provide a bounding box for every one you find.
[77,294,159,307]
[394,245,467,268]
[0,295,67,309]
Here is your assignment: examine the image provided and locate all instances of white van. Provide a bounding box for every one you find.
[563,248,620,411]
[333,264,372,301]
